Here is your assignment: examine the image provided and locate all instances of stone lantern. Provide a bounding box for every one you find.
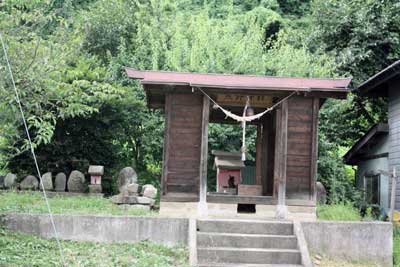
[88,165,104,194]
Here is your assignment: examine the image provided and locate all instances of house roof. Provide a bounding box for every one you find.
[354,60,400,97]
[125,68,351,92]
[212,150,245,170]
[343,123,389,165]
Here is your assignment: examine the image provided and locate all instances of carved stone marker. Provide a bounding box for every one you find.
[20,175,39,190]
[117,167,137,192]
[4,173,17,189]
[54,173,67,192]
[67,170,87,193]
[40,172,53,191]
[316,181,327,205]
[88,165,103,194]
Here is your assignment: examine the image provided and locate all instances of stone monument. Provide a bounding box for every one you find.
[54,173,67,192]
[316,181,327,205]
[117,167,137,191]
[67,170,87,193]
[39,172,53,191]
[111,167,157,210]
[4,173,17,189]
[20,175,39,190]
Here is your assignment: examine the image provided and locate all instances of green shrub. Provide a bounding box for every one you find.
[317,203,361,221]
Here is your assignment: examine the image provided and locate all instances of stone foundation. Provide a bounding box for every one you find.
[159,201,316,220]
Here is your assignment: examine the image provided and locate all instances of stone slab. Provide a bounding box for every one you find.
[88,165,104,176]
[88,184,102,194]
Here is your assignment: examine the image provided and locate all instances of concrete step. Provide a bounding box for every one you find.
[197,247,302,265]
[197,232,298,249]
[197,219,293,235]
[197,264,303,267]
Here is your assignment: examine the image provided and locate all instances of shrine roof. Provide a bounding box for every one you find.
[125,68,351,92]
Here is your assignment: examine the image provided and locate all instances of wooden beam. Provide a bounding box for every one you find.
[161,93,172,195]
[310,97,319,203]
[199,96,210,203]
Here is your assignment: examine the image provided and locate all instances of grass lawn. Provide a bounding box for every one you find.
[0,227,188,267]
[317,203,362,221]
[0,191,155,216]
[394,226,400,267]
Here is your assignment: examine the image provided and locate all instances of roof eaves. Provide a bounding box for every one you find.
[355,60,400,96]
[343,123,389,165]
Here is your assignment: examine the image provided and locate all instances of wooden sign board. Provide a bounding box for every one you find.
[216,94,273,107]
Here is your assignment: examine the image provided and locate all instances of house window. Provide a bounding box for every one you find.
[364,174,380,205]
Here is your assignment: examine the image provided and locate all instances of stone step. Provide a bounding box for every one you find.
[197,247,302,265]
[197,232,298,249]
[197,219,293,235]
[197,264,303,267]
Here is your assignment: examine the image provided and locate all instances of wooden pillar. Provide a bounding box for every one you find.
[310,97,319,202]
[161,93,172,196]
[274,99,288,207]
[255,124,262,185]
[199,96,210,204]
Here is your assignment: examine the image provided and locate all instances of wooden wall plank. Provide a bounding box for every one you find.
[286,96,315,199]
[165,93,203,196]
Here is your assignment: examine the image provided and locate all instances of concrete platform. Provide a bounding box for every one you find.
[159,201,316,220]
[197,219,294,235]
[196,219,303,266]
[197,232,298,249]
[197,264,303,267]
[197,247,302,265]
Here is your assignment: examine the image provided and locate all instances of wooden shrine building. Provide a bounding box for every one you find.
[126,68,351,219]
